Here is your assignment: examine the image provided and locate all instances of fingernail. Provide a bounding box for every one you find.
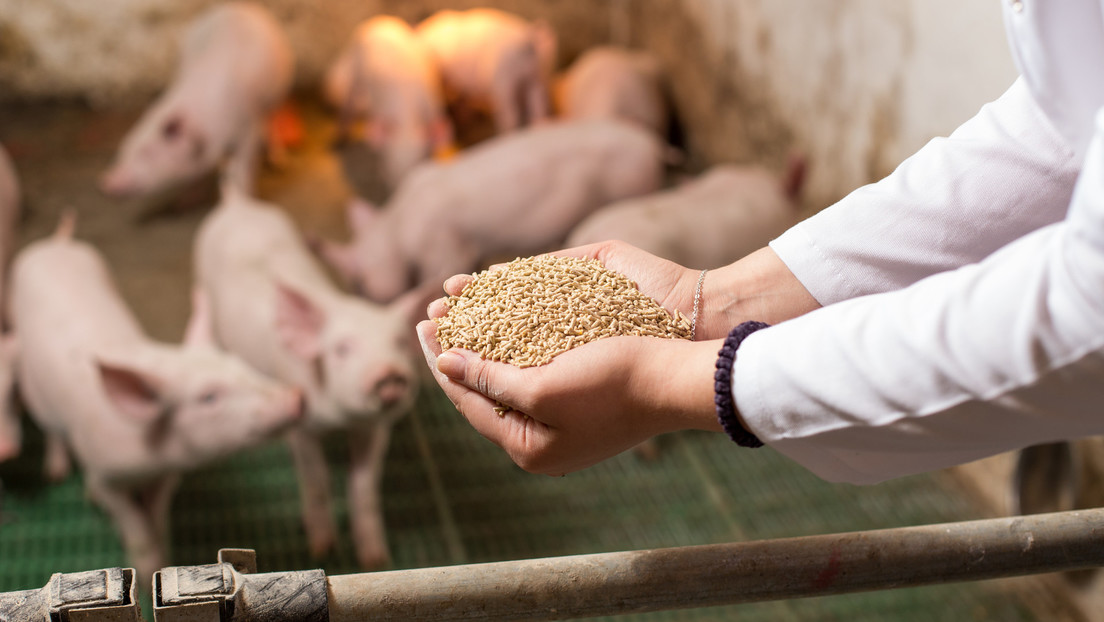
[436,350,466,379]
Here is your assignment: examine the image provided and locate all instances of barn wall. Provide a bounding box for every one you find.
[0,0,1017,208]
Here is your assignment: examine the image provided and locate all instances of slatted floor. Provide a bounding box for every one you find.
[0,97,1038,621]
[0,387,1034,621]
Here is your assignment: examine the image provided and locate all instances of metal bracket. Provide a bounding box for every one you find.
[153,549,328,622]
[0,567,141,622]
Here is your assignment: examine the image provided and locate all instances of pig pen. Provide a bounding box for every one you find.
[0,2,1094,621]
[0,100,1069,622]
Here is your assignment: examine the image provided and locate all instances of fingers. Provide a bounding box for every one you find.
[443,274,473,296]
[415,319,443,365]
[427,297,449,319]
[417,316,519,409]
[416,319,545,458]
[467,398,549,464]
[417,321,639,477]
[417,319,509,424]
[435,348,529,409]
[443,262,521,297]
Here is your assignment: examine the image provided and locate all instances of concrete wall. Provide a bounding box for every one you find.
[0,0,1017,209]
[627,0,1017,210]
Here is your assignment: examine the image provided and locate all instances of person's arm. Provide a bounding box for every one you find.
[773,78,1080,307]
[664,79,1081,339]
[419,133,1104,480]
[736,109,1104,484]
[413,80,1087,480]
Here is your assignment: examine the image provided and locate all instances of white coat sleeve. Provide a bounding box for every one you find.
[734,108,1104,485]
[770,78,1081,306]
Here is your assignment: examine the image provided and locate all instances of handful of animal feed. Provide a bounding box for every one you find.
[434,255,691,368]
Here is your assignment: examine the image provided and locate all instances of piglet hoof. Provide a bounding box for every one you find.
[355,540,391,570]
[44,443,71,482]
[305,523,337,559]
[307,531,336,559]
[133,552,166,591]
[46,462,70,483]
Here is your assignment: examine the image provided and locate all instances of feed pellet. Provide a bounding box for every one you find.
[435,255,692,368]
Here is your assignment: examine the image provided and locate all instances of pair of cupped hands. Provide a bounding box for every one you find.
[416,241,728,477]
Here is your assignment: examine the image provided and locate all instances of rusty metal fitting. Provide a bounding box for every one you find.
[153,548,328,622]
[0,566,141,622]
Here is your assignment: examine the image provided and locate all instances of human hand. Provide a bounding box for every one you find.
[416,315,721,477]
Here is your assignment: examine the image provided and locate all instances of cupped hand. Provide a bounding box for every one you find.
[416,317,720,476]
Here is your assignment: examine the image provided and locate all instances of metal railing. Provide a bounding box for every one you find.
[3,507,1102,622]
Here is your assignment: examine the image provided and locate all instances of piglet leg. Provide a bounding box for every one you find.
[222,119,263,196]
[286,427,337,558]
[524,78,550,126]
[347,420,393,569]
[491,80,523,134]
[85,474,164,586]
[44,433,71,482]
[147,474,181,568]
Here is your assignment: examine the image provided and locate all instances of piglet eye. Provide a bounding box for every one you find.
[198,388,221,405]
[162,117,182,139]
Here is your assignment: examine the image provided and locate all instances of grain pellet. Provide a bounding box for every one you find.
[435,256,692,368]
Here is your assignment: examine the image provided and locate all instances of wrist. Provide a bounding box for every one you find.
[633,337,725,434]
[695,247,821,339]
[714,322,768,447]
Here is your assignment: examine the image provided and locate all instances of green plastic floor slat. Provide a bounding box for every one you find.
[1,387,1036,620]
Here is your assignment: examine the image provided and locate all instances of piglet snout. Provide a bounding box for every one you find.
[370,369,411,408]
[99,168,134,199]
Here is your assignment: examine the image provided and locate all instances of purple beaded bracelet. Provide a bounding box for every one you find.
[715,321,769,448]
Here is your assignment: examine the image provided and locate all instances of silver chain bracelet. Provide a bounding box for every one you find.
[691,269,707,341]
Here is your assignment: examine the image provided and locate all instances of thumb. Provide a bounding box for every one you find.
[436,348,526,408]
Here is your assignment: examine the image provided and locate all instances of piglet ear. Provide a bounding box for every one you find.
[389,283,439,326]
[97,361,166,425]
[183,287,216,348]
[275,282,326,360]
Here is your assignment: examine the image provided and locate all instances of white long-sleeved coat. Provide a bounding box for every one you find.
[736,0,1104,484]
